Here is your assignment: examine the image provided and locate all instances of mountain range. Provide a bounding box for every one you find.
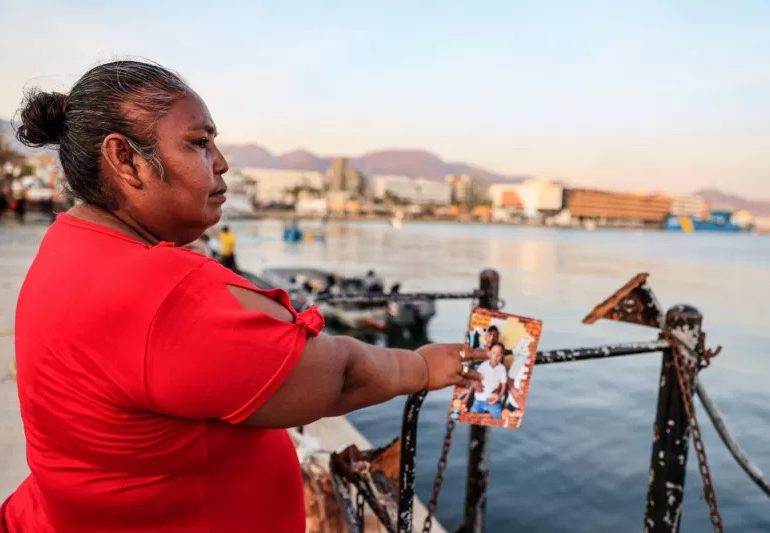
[220,143,525,184]
[3,118,769,215]
[694,189,770,217]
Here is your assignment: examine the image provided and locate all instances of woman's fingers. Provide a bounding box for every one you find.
[459,347,488,361]
[463,369,482,382]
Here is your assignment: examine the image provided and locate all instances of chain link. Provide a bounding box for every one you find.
[356,489,365,532]
[420,293,475,532]
[421,420,456,533]
[668,335,723,532]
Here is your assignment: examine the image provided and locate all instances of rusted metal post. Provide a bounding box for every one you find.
[458,269,499,533]
[643,305,702,532]
[397,390,428,533]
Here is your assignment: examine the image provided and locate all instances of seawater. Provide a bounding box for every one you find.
[234,219,770,532]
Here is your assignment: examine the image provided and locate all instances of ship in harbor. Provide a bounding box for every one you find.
[664,210,750,233]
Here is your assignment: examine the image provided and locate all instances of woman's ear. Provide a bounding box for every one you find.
[101,134,143,189]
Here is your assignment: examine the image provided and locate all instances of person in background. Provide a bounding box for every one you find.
[469,342,507,419]
[218,224,237,271]
[362,269,383,293]
[469,324,499,350]
[0,186,8,220]
[11,180,26,223]
[40,189,56,223]
[4,59,486,533]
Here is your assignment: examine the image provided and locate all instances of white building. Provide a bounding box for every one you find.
[295,197,328,216]
[670,195,708,219]
[488,179,563,219]
[241,167,325,205]
[372,175,451,205]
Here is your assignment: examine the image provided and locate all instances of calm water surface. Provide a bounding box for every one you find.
[232,219,770,532]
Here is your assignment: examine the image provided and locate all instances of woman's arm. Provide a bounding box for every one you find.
[227,285,482,428]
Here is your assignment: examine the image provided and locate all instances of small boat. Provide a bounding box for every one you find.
[259,267,436,337]
[282,220,327,242]
[389,210,404,229]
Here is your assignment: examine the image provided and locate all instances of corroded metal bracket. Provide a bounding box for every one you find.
[582,272,664,328]
[330,437,401,532]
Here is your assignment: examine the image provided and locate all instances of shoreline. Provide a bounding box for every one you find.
[227,209,769,234]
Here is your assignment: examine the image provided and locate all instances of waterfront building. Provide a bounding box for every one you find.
[241,167,324,206]
[671,194,709,219]
[564,188,672,226]
[730,209,754,229]
[488,179,563,221]
[371,175,451,206]
[295,197,329,217]
[326,157,364,194]
[445,174,486,208]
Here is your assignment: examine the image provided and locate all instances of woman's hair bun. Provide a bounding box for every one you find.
[16,89,68,147]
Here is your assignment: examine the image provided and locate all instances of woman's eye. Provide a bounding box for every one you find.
[193,138,209,148]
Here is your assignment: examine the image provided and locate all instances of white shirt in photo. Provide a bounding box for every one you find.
[475,360,507,402]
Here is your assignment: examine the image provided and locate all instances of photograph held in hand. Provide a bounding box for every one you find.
[449,307,542,429]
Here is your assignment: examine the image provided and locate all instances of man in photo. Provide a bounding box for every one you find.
[483,325,500,349]
[469,342,507,419]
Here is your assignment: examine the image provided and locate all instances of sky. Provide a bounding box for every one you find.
[1,0,769,197]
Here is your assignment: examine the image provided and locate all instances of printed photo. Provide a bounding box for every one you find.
[449,307,542,429]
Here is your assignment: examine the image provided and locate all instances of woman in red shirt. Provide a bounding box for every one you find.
[3,60,484,532]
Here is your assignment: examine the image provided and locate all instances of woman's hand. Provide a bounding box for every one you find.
[416,343,486,390]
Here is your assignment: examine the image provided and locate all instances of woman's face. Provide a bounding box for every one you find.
[134,93,229,244]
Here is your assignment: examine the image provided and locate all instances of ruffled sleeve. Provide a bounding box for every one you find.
[144,261,325,424]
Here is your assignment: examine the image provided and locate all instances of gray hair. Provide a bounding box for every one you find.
[16,60,190,208]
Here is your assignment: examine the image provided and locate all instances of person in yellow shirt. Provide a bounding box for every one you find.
[218,225,237,271]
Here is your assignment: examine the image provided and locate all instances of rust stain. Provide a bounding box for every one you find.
[582,272,664,328]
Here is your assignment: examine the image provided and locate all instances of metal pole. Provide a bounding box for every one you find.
[643,305,702,532]
[458,269,499,533]
[536,339,670,365]
[397,390,428,533]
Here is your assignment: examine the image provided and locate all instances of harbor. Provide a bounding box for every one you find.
[1,217,768,531]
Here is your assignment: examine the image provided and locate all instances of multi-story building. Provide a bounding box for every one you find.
[564,188,672,226]
[240,167,325,206]
[326,157,364,195]
[371,175,451,206]
[444,174,486,208]
[488,179,564,220]
[670,194,709,219]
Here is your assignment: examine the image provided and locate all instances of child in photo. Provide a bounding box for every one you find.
[469,342,507,419]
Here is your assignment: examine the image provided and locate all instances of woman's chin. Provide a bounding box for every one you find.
[205,207,223,227]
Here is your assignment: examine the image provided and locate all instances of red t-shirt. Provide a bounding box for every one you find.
[3,213,324,532]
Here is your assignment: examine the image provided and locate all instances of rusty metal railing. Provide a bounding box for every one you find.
[329,270,769,533]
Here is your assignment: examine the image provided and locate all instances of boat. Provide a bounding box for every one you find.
[664,211,745,233]
[282,220,327,242]
[389,210,404,229]
[259,267,436,337]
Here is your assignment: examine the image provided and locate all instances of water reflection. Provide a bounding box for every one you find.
[229,218,770,532]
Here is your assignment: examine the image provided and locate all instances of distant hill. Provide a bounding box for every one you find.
[220,143,523,183]
[696,189,770,217]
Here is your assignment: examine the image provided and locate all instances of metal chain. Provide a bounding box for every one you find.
[420,292,475,532]
[422,420,456,533]
[356,489,365,532]
[313,291,480,305]
[669,337,724,532]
